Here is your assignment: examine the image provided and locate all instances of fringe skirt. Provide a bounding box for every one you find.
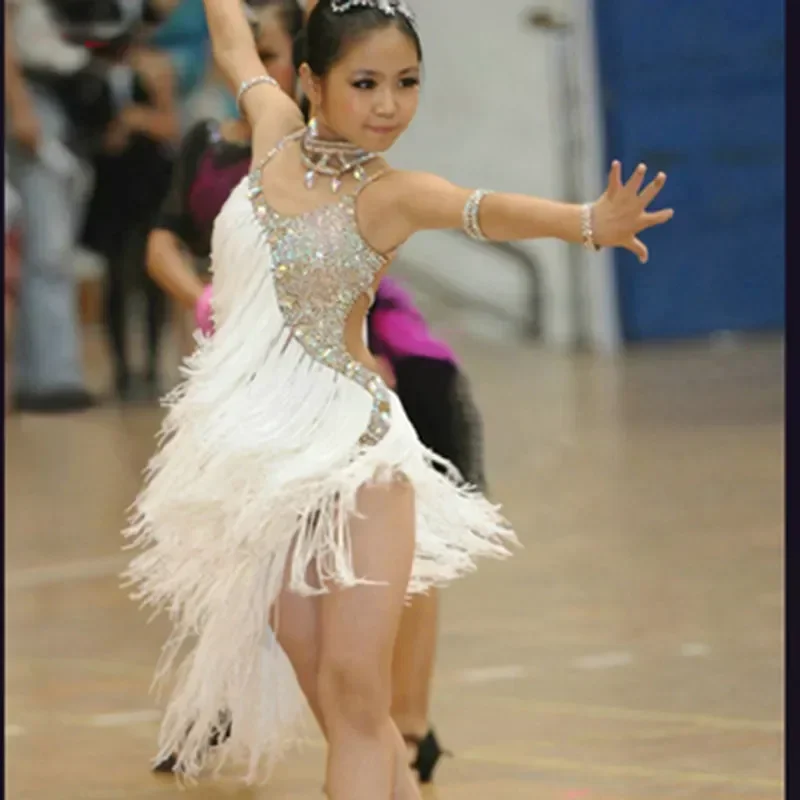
[122,218,516,783]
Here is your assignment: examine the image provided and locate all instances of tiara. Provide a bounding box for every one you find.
[329,0,417,27]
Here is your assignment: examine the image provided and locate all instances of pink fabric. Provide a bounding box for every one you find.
[370,309,458,363]
[195,285,214,335]
[371,278,458,364]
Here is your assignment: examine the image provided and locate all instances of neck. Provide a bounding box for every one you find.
[308,111,349,144]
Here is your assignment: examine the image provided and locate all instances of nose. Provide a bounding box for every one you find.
[373,87,398,117]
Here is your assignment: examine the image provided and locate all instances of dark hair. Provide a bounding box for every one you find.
[246,0,304,40]
[295,0,423,78]
[292,27,312,121]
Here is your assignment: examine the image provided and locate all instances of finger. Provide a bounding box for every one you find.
[639,172,667,208]
[624,162,648,196]
[607,160,623,199]
[639,208,674,230]
[628,237,649,264]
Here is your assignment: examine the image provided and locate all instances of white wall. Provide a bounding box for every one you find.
[389,0,620,351]
[570,0,622,352]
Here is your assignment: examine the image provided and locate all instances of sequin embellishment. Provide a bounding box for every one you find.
[247,160,391,447]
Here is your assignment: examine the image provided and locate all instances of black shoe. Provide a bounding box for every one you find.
[404,728,451,784]
[14,389,97,413]
[152,753,179,774]
[152,716,232,775]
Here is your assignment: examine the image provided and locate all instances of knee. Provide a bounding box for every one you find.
[318,651,390,734]
[289,647,320,707]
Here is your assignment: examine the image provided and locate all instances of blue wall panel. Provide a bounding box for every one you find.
[594,1,784,341]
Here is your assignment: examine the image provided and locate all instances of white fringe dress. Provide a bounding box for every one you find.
[123,139,517,783]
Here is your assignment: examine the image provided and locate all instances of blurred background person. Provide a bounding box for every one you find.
[5,0,97,413]
[68,0,184,400]
[147,0,300,356]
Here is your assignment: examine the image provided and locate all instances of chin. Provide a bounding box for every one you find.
[360,129,403,152]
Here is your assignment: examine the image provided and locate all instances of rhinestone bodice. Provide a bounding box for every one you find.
[246,163,392,446]
[248,172,386,337]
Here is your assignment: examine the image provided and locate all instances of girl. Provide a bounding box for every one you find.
[148,0,474,783]
[124,1,673,797]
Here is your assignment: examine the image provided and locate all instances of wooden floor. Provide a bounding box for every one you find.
[5,329,784,800]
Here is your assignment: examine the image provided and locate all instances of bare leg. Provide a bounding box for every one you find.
[391,589,439,740]
[273,553,418,800]
[317,480,422,800]
[272,586,327,735]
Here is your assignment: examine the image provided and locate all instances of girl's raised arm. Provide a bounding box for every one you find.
[202,0,303,151]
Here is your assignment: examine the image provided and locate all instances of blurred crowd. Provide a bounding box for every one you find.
[4,0,239,412]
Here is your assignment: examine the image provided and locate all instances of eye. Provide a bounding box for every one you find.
[352,79,377,90]
[258,50,277,63]
[399,76,420,88]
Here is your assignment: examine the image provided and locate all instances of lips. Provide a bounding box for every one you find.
[367,126,398,135]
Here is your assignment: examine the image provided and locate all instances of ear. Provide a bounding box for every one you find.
[298,63,322,107]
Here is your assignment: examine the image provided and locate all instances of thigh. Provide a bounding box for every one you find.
[271,548,325,698]
[320,480,416,673]
[272,585,321,691]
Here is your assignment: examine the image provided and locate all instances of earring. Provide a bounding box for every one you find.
[308,117,318,137]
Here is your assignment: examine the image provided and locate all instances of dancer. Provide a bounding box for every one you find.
[147,0,459,782]
[79,42,180,400]
[147,0,301,356]
[123,0,673,796]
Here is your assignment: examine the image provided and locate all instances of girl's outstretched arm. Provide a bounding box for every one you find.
[390,161,674,264]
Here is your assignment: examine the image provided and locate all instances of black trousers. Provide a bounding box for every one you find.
[82,135,173,383]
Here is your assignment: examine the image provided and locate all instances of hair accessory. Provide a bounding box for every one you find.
[330,0,416,28]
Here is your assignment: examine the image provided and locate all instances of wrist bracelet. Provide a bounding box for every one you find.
[236,75,279,113]
[581,203,601,252]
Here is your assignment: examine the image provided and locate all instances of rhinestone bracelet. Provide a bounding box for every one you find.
[236,75,279,112]
[581,203,601,251]
[463,189,493,241]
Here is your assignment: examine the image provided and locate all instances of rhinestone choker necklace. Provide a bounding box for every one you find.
[300,119,378,193]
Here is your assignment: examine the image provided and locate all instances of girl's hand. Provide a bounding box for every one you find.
[592,162,674,264]
[195,285,215,336]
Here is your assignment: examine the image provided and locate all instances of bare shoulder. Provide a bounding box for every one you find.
[355,167,471,251]
[369,169,453,197]
[359,169,457,209]
[365,169,472,238]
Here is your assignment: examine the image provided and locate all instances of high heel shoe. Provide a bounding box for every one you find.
[404,728,451,784]
[152,715,232,774]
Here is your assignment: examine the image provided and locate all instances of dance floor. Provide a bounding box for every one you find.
[5,329,784,799]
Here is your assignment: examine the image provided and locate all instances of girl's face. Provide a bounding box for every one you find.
[301,25,421,152]
[254,7,296,97]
